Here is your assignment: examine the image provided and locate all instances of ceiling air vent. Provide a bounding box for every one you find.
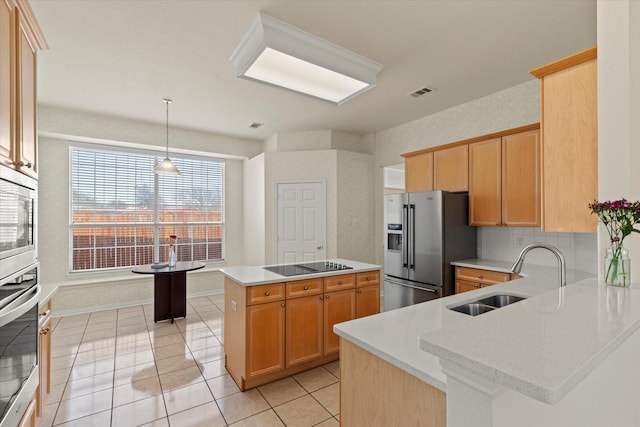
[249,122,264,129]
[408,86,435,98]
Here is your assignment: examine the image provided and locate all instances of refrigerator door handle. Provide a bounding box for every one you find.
[409,204,416,269]
[402,204,409,267]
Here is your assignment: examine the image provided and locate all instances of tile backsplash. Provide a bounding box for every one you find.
[477,227,598,275]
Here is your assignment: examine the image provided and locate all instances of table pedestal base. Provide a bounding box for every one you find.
[154,271,187,323]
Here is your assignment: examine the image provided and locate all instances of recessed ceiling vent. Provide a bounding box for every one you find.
[408,86,435,97]
[249,122,264,129]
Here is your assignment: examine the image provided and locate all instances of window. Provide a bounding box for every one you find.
[70,145,224,272]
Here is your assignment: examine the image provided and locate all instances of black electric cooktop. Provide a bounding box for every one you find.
[263,261,353,277]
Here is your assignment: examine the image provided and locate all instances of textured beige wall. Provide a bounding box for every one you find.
[337,151,375,262]
[37,106,261,315]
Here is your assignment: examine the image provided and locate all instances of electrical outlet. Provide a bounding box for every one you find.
[515,236,525,248]
[231,300,237,312]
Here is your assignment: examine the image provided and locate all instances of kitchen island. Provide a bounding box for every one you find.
[334,261,629,427]
[220,259,381,391]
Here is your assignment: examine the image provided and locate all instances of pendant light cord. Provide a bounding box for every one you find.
[163,98,172,157]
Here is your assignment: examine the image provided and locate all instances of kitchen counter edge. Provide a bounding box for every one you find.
[220,259,381,286]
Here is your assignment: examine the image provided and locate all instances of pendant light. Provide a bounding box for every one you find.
[154,98,181,175]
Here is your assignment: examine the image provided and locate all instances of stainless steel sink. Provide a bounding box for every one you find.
[449,294,527,316]
[450,302,496,316]
[475,294,526,308]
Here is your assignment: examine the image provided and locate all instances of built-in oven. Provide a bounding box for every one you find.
[0,165,37,282]
[0,263,40,427]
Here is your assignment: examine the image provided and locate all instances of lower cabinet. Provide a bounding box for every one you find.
[224,269,381,391]
[323,288,355,356]
[17,397,37,427]
[454,266,519,294]
[285,293,323,368]
[246,300,285,380]
[355,271,381,318]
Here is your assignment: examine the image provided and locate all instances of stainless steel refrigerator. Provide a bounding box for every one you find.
[383,191,476,311]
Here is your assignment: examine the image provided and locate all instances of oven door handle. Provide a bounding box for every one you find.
[0,284,41,328]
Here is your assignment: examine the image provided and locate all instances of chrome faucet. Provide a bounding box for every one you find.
[511,243,567,287]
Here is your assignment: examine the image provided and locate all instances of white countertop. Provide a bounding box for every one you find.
[220,259,381,286]
[40,282,58,306]
[334,259,593,396]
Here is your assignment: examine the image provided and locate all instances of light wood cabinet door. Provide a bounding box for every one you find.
[323,289,355,356]
[0,1,11,166]
[324,274,355,292]
[355,271,380,288]
[37,302,52,416]
[16,9,38,178]
[469,138,501,226]
[355,284,380,318]
[434,145,468,191]
[405,152,433,193]
[246,300,285,379]
[502,130,540,227]
[16,397,36,427]
[285,294,323,368]
[534,49,598,232]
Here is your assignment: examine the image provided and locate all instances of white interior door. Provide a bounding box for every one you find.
[276,181,326,264]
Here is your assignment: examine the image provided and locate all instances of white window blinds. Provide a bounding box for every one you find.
[70,145,224,271]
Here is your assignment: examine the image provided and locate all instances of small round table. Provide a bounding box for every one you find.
[132,261,205,323]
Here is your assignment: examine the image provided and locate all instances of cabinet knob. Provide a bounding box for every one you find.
[9,160,32,168]
[477,274,483,278]
[357,289,362,294]
[40,327,50,335]
[338,281,343,285]
[303,286,308,290]
[320,295,324,300]
[367,276,371,281]
[280,303,285,308]
[325,295,330,299]
[265,291,270,296]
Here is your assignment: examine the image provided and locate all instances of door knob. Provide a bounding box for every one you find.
[317,245,324,250]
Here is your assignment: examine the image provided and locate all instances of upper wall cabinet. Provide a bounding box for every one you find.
[433,145,468,192]
[469,129,540,227]
[0,0,47,179]
[531,47,598,233]
[405,152,433,193]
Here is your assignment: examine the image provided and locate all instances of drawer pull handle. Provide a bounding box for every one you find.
[304,286,308,290]
[265,291,270,296]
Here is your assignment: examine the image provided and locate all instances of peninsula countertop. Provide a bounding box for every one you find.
[334,260,594,395]
[220,259,381,286]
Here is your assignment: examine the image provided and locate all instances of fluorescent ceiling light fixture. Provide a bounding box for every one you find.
[230,13,384,105]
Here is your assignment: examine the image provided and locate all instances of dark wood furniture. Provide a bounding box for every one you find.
[132,261,205,323]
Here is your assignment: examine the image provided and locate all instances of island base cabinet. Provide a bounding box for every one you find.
[340,339,446,427]
[285,294,323,368]
[246,301,285,380]
[323,289,355,356]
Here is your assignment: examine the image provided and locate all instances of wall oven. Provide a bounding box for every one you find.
[0,166,37,282]
[0,263,40,427]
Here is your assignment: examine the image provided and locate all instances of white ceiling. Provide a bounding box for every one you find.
[31,0,597,142]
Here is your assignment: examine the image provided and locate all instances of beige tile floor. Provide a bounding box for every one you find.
[38,295,340,427]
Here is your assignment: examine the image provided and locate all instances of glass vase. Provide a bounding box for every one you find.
[604,245,631,287]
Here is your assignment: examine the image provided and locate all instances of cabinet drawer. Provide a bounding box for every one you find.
[455,266,510,285]
[324,274,355,292]
[455,279,481,294]
[286,278,323,299]
[356,271,380,288]
[247,283,285,305]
